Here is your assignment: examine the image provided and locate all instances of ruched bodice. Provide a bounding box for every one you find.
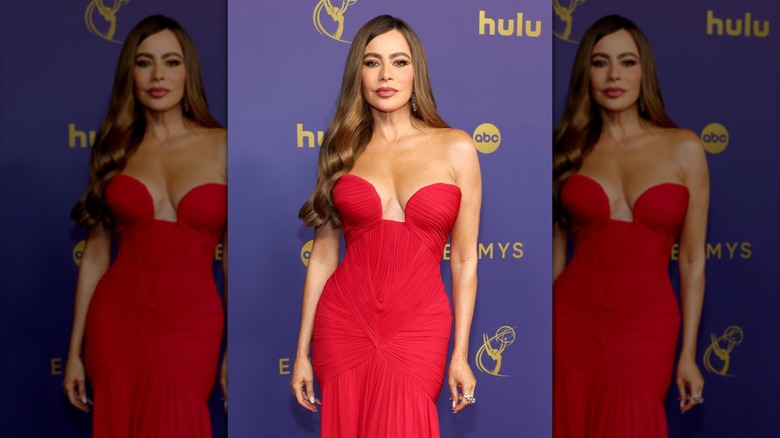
[312,173,461,438]
[84,173,226,438]
[554,173,689,438]
[564,173,687,249]
[335,173,460,252]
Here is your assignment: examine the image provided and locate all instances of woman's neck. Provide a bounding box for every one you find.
[598,105,649,143]
[143,107,194,144]
[370,107,420,144]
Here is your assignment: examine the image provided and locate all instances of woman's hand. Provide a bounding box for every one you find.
[448,357,477,413]
[291,356,320,412]
[676,357,704,413]
[63,223,110,414]
[220,354,228,412]
[63,356,91,412]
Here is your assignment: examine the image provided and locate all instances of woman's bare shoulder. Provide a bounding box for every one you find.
[426,128,479,177]
[185,127,226,172]
[427,128,475,153]
[656,127,701,150]
[201,126,227,147]
[655,127,706,173]
[188,126,226,159]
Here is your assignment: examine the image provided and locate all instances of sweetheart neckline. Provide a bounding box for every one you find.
[338,173,461,224]
[568,173,688,224]
[113,173,226,224]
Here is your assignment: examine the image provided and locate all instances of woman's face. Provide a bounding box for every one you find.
[361,29,414,115]
[588,29,642,114]
[133,29,187,114]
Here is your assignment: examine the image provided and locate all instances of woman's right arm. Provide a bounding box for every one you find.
[552,223,569,281]
[63,223,112,412]
[291,222,341,412]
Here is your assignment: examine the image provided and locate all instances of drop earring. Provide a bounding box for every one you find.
[182,95,191,113]
[410,91,418,113]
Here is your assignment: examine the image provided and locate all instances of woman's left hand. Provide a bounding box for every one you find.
[220,354,228,413]
[676,357,704,414]
[448,357,477,413]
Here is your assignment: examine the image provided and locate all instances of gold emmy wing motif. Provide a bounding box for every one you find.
[85,0,130,43]
[475,326,516,377]
[553,0,587,43]
[313,0,358,43]
[703,325,744,377]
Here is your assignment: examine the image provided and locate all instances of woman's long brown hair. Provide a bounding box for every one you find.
[298,15,449,228]
[553,15,676,228]
[71,14,220,228]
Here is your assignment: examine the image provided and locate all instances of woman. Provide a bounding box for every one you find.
[553,15,708,437]
[291,15,481,437]
[62,15,227,437]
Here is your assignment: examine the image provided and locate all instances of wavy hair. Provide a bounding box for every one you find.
[299,15,449,227]
[71,14,220,227]
[553,15,676,227]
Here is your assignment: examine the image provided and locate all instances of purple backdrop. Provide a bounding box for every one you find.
[553,1,779,437]
[0,1,227,436]
[227,1,552,436]
[3,1,773,436]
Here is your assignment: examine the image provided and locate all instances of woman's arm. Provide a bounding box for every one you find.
[63,223,112,412]
[291,222,342,412]
[674,131,710,413]
[553,223,569,281]
[220,227,228,409]
[214,130,229,410]
[447,132,482,413]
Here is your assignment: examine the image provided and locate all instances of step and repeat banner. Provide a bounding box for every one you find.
[227,1,552,436]
[553,1,779,437]
[0,1,227,437]
[3,0,775,436]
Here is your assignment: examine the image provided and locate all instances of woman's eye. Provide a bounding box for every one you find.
[135,59,151,67]
[394,59,409,66]
[591,60,607,68]
[622,59,637,67]
[364,60,379,67]
[166,59,182,67]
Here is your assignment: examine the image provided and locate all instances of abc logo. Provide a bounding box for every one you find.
[700,123,729,154]
[73,240,86,266]
[301,240,314,266]
[472,123,501,154]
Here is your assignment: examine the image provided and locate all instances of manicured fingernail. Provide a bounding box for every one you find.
[309,396,315,404]
[81,396,87,404]
[452,400,456,409]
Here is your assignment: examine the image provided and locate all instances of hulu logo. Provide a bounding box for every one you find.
[478,10,541,38]
[296,123,324,148]
[68,124,96,148]
[707,10,770,38]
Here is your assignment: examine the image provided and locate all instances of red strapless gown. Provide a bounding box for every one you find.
[553,174,689,438]
[312,174,461,438]
[84,173,226,438]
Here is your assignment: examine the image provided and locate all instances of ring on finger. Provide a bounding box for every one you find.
[692,393,704,404]
[463,393,476,404]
